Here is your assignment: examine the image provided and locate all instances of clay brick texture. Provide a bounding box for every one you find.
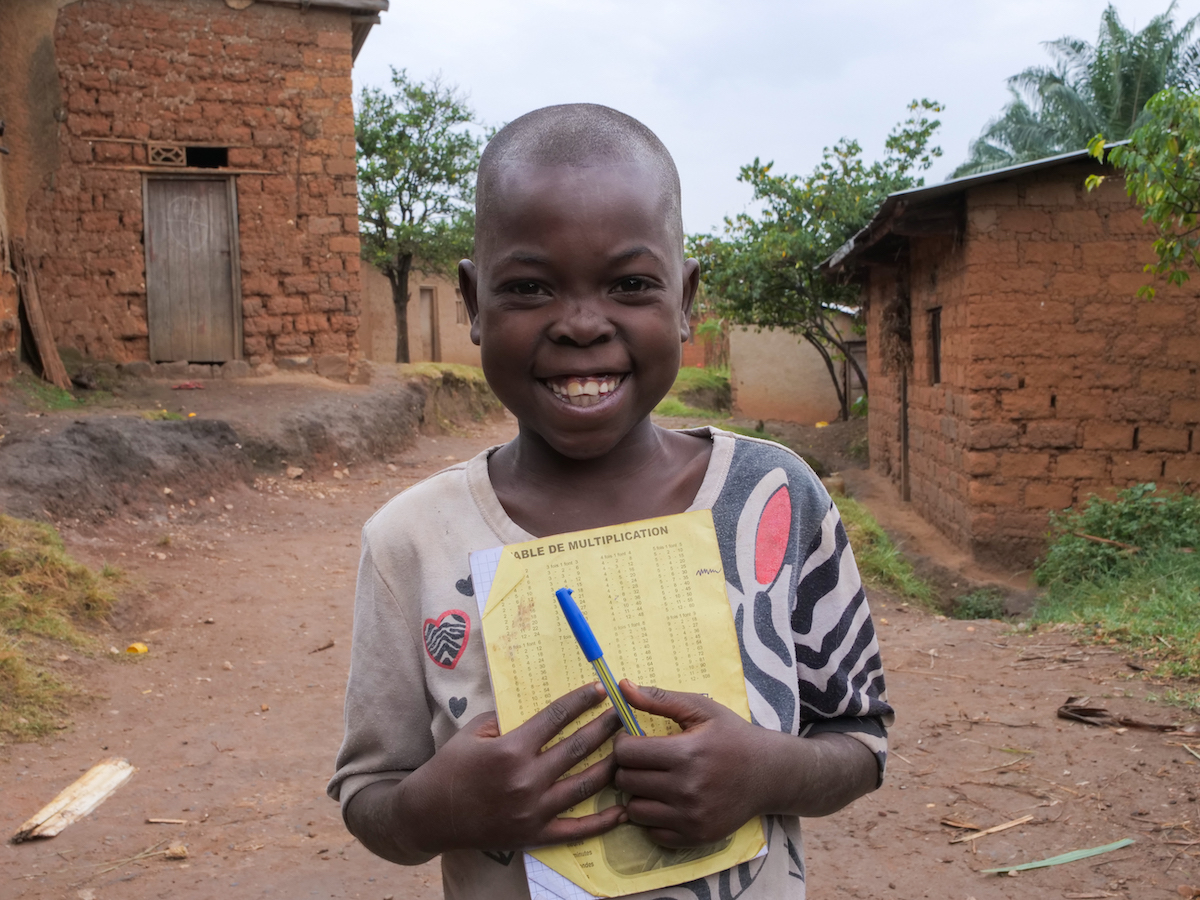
[0,250,17,379]
[23,0,363,369]
[863,162,1200,566]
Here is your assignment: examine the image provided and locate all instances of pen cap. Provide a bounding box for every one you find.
[555,588,603,662]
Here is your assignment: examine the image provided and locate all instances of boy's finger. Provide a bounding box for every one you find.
[620,680,721,730]
[518,682,607,748]
[612,728,691,771]
[539,706,621,775]
[543,751,619,814]
[612,764,674,800]
[623,796,682,833]
[537,802,626,847]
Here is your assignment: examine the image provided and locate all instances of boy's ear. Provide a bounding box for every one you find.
[458,259,482,346]
[679,258,701,342]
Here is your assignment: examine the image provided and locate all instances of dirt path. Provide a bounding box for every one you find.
[3,421,1199,900]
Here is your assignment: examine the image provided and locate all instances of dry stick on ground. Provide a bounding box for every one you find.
[941,817,982,830]
[85,840,173,881]
[1166,742,1200,762]
[950,814,1036,844]
[1072,532,1141,552]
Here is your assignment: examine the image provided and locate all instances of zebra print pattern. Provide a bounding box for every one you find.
[658,434,892,899]
[711,440,891,757]
[422,610,470,669]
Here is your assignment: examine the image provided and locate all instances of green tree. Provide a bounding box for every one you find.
[356,68,482,363]
[693,100,943,420]
[955,3,1200,177]
[1087,87,1200,298]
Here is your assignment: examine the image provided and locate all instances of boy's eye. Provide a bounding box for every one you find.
[508,281,544,296]
[613,276,651,293]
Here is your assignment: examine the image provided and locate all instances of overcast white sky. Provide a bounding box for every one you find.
[353,1,1199,235]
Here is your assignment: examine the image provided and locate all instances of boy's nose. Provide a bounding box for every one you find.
[546,298,616,347]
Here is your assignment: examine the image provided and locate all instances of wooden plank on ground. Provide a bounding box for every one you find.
[11,239,71,389]
[11,757,136,842]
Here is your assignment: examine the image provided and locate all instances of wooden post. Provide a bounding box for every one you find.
[11,239,71,390]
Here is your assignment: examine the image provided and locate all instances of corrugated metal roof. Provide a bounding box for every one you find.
[821,145,1121,274]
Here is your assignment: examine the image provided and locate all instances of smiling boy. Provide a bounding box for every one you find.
[329,104,891,898]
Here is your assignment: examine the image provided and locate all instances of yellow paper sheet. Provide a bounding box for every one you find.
[478,509,765,898]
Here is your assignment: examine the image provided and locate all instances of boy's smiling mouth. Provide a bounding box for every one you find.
[543,374,626,408]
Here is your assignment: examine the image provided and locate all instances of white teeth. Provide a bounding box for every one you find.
[546,375,623,406]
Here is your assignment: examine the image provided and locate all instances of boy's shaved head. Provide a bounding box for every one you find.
[476,103,683,255]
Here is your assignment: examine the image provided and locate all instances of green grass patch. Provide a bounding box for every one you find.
[1033,483,1200,680]
[10,373,83,411]
[654,366,731,417]
[400,362,491,387]
[1147,686,1200,713]
[9,372,115,411]
[670,366,730,395]
[952,588,1008,620]
[836,497,934,607]
[1033,550,1200,679]
[653,397,726,419]
[0,515,119,741]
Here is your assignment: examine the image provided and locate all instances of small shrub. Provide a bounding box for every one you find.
[952,588,1007,620]
[1033,484,1200,680]
[850,394,868,418]
[847,436,869,463]
[1035,483,1200,586]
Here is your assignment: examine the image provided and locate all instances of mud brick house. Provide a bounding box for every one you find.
[821,149,1200,566]
[0,0,387,380]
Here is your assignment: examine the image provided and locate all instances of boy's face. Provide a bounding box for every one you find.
[461,161,700,461]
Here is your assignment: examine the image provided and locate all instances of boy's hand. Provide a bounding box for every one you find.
[612,681,770,848]
[399,682,625,854]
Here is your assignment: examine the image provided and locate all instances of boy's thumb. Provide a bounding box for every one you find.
[619,680,718,729]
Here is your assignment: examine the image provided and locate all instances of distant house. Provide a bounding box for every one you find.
[358,263,481,366]
[0,0,387,381]
[728,316,864,425]
[821,149,1200,566]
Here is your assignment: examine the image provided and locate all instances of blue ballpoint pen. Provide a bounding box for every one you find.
[555,587,645,736]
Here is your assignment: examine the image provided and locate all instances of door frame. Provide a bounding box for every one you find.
[418,284,441,362]
[141,174,244,362]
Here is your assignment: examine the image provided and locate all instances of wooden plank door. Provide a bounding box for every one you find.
[144,177,242,362]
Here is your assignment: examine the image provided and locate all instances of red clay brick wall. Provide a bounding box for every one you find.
[863,268,901,487]
[864,237,973,550]
[23,0,361,370]
[865,163,1200,566]
[906,234,972,547]
[961,164,1199,563]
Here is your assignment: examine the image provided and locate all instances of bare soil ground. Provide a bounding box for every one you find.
[2,402,1199,900]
